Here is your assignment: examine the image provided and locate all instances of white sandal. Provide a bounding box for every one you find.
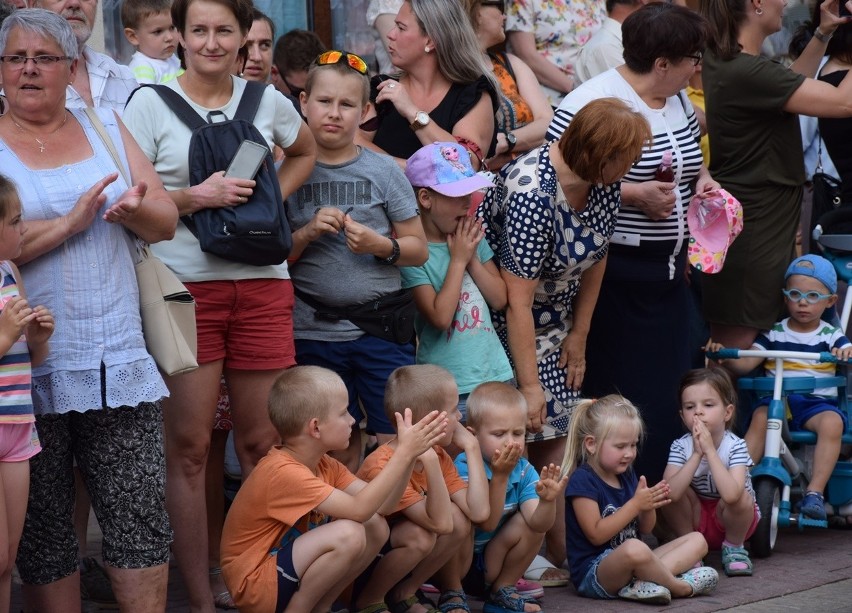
[523,554,570,587]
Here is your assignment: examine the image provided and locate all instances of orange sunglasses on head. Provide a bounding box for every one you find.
[315,50,368,75]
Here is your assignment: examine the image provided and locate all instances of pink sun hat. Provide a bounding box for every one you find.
[405,142,494,197]
[687,188,743,274]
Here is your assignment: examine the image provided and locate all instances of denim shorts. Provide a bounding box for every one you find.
[576,549,618,599]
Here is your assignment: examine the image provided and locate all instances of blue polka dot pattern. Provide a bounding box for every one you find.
[479,145,622,441]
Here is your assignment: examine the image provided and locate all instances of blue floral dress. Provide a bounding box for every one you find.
[479,144,621,441]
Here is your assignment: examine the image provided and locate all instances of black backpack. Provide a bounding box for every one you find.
[137,81,292,266]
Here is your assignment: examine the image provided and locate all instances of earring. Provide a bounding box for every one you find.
[755,6,763,15]
[424,46,431,53]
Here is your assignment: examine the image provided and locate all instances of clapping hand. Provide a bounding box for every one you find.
[104,181,147,225]
[633,475,671,512]
[535,463,568,502]
[395,408,448,459]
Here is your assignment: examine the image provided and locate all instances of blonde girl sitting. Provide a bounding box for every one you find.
[562,395,718,604]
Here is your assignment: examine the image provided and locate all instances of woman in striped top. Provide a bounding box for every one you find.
[545,3,719,484]
[0,176,54,610]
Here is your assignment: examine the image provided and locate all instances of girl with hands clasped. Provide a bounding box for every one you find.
[661,369,760,578]
[0,177,54,613]
[562,395,718,605]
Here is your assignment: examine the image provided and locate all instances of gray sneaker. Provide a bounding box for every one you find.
[80,557,117,605]
[679,566,719,596]
[618,579,672,604]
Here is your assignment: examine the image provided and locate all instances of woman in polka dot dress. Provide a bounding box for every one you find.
[479,98,650,565]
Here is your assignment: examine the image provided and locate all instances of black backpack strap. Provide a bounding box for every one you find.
[142,84,207,130]
[233,80,267,123]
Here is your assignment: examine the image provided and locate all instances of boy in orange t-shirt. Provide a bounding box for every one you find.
[354,365,490,613]
[220,366,447,613]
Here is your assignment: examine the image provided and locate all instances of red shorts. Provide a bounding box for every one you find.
[698,496,761,550]
[185,278,296,371]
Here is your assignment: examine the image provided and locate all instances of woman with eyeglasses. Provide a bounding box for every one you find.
[358,0,498,170]
[123,0,316,610]
[463,0,553,171]
[545,3,719,491]
[0,8,178,611]
[700,0,852,354]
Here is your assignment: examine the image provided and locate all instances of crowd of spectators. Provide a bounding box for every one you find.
[1,0,852,611]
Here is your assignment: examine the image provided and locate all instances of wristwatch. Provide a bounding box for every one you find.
[505,131,518,153]
[410,111,430,130]
[375,237,401,265]
[814,27,834,43]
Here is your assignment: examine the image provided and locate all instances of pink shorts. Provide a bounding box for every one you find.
[698,496,761,550]
[185,279,296,371]
[0,422,41,462]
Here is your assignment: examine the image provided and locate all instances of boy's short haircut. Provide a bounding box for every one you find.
[121,0,172,30]
[384,364,457,425]
[273,29,326,76]
[304,58,369,105]
[466,382,527,430]
[269,366,344,438]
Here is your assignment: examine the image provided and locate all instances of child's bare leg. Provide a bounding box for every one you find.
[596,538,695,598]
[354,520,436,609]
[804,411,844,493]
[718,491,756,545]
[660,487,701,538]
[0,461,28,613]
[405,504,470,598]
[652,532,708,576]
[745,406,768,464]
[287,517,383,613]
[481,513,543,613]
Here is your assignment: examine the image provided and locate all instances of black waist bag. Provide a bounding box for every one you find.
[295,287,416,344]
[137,82,291,266]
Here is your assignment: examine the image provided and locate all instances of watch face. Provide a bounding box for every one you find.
[416,111,429,126]
[507,133,517,145]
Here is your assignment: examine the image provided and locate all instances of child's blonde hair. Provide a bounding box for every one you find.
[560,395,645,478]
[679,368,738,429]
[0,175,20,221]
[384,364,457,425]
[268,366,346,439]
[466,382,527,430]
[304,56,370,106]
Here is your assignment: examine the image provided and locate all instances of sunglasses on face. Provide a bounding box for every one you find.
[315,50,368,75]
[782,288,833,304]
[481,0,505,12]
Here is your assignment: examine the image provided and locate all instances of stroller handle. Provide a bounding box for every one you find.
[707,349,843,363]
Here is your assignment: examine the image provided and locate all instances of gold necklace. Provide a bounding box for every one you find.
[10,111,69,153]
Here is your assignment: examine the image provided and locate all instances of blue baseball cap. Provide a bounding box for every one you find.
[785,254,837,294]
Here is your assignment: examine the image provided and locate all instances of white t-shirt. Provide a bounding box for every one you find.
[667,431,755,500]
[123,76,302,281]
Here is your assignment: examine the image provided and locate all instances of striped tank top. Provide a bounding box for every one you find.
[0,260,32,423]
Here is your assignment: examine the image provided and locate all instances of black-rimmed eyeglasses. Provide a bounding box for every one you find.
[684,52,703,66]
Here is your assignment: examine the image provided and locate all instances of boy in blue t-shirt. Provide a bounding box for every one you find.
[401,143,514,418]
[454,382,566,612]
